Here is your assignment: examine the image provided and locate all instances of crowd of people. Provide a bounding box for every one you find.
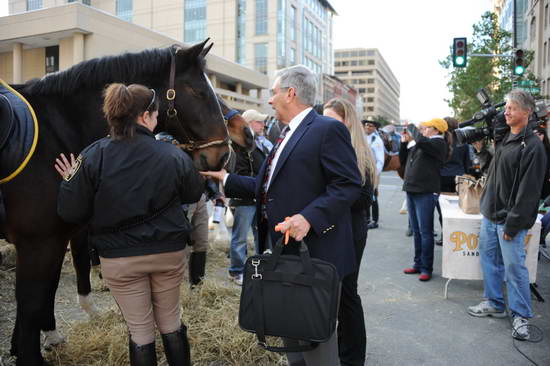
[49,64,549,366]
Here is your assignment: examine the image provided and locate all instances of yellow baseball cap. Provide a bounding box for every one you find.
[420,118,448,133]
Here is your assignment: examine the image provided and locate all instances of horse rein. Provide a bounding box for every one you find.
[165,45,230,152]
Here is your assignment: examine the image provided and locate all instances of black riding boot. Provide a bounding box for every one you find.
[189,251,206,286]
[161,325,191,366]
[129,338,157,366]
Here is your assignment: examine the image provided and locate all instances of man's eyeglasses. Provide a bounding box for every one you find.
[146,89,156,111]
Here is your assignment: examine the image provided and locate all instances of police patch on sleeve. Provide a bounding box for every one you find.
[64,154,83,182]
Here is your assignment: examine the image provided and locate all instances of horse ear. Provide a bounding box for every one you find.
[185,38,210,60]
[199,41,214,60]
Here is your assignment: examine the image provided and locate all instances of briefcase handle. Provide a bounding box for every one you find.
[267,238,314,276]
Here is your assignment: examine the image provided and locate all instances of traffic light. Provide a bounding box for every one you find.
[514,49,525,76]
[452,37,467,67]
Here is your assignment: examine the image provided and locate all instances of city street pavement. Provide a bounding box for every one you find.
[360,172,550,366]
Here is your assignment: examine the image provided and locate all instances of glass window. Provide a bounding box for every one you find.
[290,6,297,41]
[256,0,268,35]
[358,88,366,93]
[68,0,91,4]
[184,0,207,43]
[255,43,268,74]
[367,79,374,84]
[367,50,375,56]
[116,0,133,22]
[45,46,59,74]
[367,88,375,93]
[26,0,42,10]
[236,0,246,64]
[290,48,296,65]
[277,0,286,68]
[368,60,375,65]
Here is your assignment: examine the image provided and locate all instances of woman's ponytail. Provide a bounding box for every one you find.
[102,83,158,140]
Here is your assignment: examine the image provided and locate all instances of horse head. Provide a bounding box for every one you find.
[158,40,230,171]
[217,96,254,151]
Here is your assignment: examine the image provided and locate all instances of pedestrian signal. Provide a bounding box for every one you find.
[452,37,467,68]
[514,49,525,76]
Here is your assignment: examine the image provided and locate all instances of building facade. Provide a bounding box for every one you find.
[333,48,400,123]
[3,1,269,112]
[495,0,550,99]
[8,0,336,79]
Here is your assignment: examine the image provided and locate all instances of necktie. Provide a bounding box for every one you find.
[260,125,290,218]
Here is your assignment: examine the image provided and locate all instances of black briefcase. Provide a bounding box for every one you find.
[238,238,340,353]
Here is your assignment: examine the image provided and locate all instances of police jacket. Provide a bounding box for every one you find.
[57,125,204,258]
[399,124,448,194]
[480,127,547,237]
[229,140,267,207]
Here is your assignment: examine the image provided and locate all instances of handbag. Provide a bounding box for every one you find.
[238,238,340,353]
[455,175,486,214]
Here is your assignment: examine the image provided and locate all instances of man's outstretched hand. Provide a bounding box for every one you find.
[199,169,227,182]
[275,214,311,242]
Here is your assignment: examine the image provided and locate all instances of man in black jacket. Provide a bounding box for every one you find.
[227,109,271,285]
[468,90,547,341]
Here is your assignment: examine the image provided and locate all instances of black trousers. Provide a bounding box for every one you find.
[366,189,379,223]
[337,210,368,366]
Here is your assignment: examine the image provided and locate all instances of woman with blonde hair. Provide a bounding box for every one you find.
[323,97,375,366]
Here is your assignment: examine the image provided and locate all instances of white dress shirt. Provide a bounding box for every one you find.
[265,107,312,189]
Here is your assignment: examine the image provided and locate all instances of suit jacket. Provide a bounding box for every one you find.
[225,109,361,278]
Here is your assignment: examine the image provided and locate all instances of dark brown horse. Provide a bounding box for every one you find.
[379,130,405,179]
[1,40,235,366]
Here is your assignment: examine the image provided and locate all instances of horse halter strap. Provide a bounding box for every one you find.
[165,46,229,152]
[224,109,239,121]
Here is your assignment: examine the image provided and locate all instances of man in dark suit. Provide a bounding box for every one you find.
[202,65,361,365]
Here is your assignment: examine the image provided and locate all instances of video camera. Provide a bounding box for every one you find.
[454,89,507,145]
[455,88,548,145]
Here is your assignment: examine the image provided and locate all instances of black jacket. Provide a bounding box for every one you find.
[57,125,204,258]
[480,127,547,237]
[399,125,448,194]
[229,140,267,206]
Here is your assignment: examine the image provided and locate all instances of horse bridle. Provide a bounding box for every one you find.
[165,46,230,152]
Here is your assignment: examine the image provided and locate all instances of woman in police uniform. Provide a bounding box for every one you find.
[55,83,203,366]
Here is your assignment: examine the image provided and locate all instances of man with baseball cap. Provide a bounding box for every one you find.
[227,109,272,285]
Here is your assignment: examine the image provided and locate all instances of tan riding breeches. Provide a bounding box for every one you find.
[100,250,185,345]
[188,194,209,253]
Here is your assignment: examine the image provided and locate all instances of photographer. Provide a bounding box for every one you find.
[400,119,451,282]
[467,90,547,341]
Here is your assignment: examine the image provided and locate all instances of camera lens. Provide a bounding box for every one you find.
[455,127,490,145]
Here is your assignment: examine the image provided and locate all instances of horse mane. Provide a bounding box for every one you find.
[23,46,203,96]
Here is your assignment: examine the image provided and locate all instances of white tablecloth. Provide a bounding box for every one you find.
[440,195,539,283]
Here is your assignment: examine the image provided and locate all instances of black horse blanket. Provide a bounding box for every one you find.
[0,79,38,183]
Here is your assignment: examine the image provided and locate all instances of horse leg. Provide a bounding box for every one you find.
[70,231,100,317]
[42,248,66,350]
[10,238,67,366]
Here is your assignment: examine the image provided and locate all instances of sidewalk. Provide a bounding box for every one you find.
[361,172,550,366]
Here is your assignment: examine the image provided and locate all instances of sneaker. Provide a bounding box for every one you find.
[405,228,413,237]
[418,273,432,281]
[467,301,507,318]
[228,273,243,286]
[368,221,379,229]
[512,316,530,340]
[403,267,421,274]
[435,239,443,246]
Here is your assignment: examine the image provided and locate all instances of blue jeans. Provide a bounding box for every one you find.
[479,217,532,318]
[229,205,258,275]
[406,192,436,275]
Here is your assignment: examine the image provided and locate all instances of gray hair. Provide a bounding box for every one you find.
[505,89,535,112]
[276,65,317,106]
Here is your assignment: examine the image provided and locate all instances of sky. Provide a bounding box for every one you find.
[332,0,494,123]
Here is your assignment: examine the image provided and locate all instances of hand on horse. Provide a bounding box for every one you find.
[199,169,227,182]
[54,153,76,179]
[275,214,311,242]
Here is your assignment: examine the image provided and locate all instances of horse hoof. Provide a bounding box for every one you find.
[43,330,65,350]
